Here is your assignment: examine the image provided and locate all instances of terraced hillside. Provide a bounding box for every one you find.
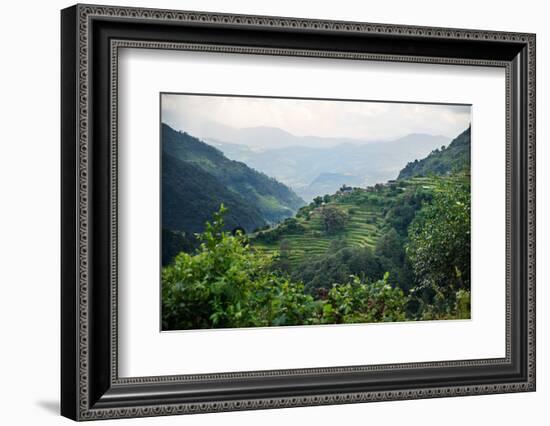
[253,203,383,265]
[251,176,439,267]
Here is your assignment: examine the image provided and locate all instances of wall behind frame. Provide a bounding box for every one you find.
[0,0,546,425]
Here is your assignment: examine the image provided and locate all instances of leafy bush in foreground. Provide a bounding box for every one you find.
[320,273,408,324]
[162,205,317,330]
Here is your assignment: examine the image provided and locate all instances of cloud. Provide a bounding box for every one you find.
[161,93,471,143]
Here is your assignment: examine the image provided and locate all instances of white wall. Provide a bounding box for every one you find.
[0,0,547,424]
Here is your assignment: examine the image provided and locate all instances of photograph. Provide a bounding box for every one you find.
[160,94,472,331]
[57,3,536,421]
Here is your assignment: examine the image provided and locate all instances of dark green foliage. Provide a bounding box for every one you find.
[253,230,279,244]
[375,228,403,264]
[161,228,199,266]
[162,152,266,234]
[454,289,472,319]
[281,217,305,233]
[398,127,470,179]
[407,174,471,291]
[407,174,471,318]
[383,189,433,236]
[374,229,415,292]
[375,229,406,282]
[320,205,349,234]
[295,246,386,293]
[320,274,408,324]
[293,228,414,294]
[253,218,306,244]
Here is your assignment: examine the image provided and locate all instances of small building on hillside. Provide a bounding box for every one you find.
[338,184,353,195]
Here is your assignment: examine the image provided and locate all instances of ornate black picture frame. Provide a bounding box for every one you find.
[61,4,536,421]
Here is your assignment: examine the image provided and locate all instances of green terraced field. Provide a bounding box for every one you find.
[251,197,387,265]
[250,176,445,266]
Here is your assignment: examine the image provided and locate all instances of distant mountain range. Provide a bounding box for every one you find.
[162,123,304,235]
[213,132,451,201]
[398,127,470,179]
[174,119,384,150]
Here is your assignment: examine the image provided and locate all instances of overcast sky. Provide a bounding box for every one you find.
[161,93,471,143]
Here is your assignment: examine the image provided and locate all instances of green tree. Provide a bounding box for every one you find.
[406,175,470,317]
[375,228,403,264]
[320,205,349,235]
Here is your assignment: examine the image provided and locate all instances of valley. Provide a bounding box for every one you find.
[213,132,451,201]
[160,94,472,330]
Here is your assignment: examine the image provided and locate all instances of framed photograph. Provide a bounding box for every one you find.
[61,4,536,421]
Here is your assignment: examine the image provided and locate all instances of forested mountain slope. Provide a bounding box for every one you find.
[162,152,266,233]
[398,127,470,179]
[162,124,305,265]
[162,123,305,224]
